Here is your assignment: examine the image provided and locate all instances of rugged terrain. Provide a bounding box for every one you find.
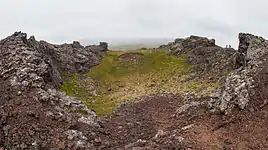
[0,32,107,149]
[0,32,268,149]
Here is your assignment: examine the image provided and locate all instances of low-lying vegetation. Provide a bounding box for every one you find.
[61,50,219,116]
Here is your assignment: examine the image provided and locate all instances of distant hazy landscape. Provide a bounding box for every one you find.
[80,37,173,50]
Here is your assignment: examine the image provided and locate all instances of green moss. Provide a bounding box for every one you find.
[90,101,116,116]
[61,49,218,116]
[79,109,89,115]
[186,80,220,93]
[61,74,78,97]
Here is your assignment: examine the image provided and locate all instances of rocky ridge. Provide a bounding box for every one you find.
[0,32,107,149]
[160,35,237,79]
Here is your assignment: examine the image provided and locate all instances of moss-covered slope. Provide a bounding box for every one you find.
[61,50,219,116]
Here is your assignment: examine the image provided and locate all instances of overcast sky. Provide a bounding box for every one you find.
[0,0,268,47]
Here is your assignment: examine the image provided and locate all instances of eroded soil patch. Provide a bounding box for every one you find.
[94,94,268,150]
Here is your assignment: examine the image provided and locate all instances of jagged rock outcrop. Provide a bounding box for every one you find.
[55,41,107,74]
[169,35,216,56]
[0,32,107,149]
[210,33,268,114]
[28,36,108,74]
[162,35,237,78]
[188,46,236,76]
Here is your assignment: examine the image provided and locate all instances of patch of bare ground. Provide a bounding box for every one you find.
[94,94,268,150]
[119,52,144,63]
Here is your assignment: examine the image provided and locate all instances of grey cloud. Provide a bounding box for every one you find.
[0,0,268,47]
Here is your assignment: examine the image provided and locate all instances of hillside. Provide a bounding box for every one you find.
[0,32,268,149]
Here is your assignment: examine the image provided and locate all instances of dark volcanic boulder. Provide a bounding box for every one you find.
[54,42,107,74]
[188,46,236,76]
[28,37,108,74]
